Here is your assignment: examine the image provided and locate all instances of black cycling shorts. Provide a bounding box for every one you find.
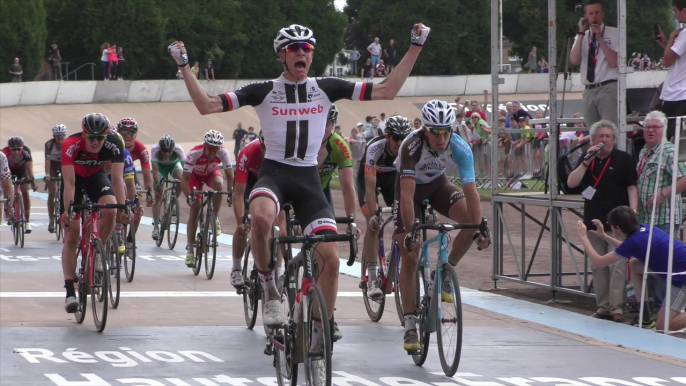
[249,159,336,235]
[60,170,114,213]
[323,185,335,214]
[49,161,61,178]
[10,167,29,182]
[393,174,465,235]
[356,170,396,208]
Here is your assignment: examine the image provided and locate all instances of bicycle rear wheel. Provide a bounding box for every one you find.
[91,238,109,332]
[74,248,88,324]
[242,243,259,329]
[361,253,385,322]
[393,243,405,326]
[54,197,62,241]
[193,210,204,276]
[303,284,332,386]
[107,232,121,309]
[167,196,180,250]
[436,264,463,376]
[14,196,24,248]
[123,225,136,282]
[412,267,430,366]
[204,210,218,280]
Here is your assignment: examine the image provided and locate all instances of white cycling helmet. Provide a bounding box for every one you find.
[52,124,68,136]
[273,24,316,53]
[203,130,224,146]
[421,99,456,127]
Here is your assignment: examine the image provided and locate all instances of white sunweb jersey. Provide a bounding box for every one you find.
[218,74,373,167]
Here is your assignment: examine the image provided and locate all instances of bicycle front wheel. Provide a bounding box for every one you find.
[362,253,385,322]
[303,284,332,386]
[167,195,180,250]
[123,225,136,282]
[436,264,463,376]
[91,238,109,332]
[204,210,217,280]
[155,201,165,248]
[54,197,62,241]
[412,266,430,366]
[273,273,297,386]
[74,247,87,324]
[107,232,121,309]
[393,243,405,326]
[242,243,258,329]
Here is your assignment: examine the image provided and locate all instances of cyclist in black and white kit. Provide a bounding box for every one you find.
[168,22,431,339]
[45,124,68,233]
[357,115,412,299]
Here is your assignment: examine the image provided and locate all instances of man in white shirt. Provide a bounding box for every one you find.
[656,0,686,140]
[569,0,619,128]
[367,37,382,67]
[378,112,387,131]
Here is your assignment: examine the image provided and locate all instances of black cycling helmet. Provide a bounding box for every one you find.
[328,104,339,123]
[81,113,111,135]
[8,136,23,148]
[384,115,412,136]
[117,117,139,133]
[159,135,175,152]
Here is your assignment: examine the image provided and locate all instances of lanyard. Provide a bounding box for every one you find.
[637,150,652,177]
[591,156,611,188]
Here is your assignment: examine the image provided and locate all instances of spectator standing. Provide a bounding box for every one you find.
[349,48,360,76]
[190,61,200,79]
[360,58,373,80]
[204,59,215,81]
[525,46,538,73]
[367,37,382,67]
[354,122,364,140]
[642,54,651,70]
[115,46,125,80]
[378,112,387,132]
[412,117,422,131]
[567,120,638,323]
[362,116,374,141]
[9,57,22,82]
[48,43,62,81]
[334,125,342,136]
[244,126,258,143]
[232,122,247,160]
[100,43,110,81]
[107,44,118,80]
[371,118,383,136]
[384,39,396,74]
[569,0,619,128]
[538,55,549,73]
[512,100,532,123]
[471,112,492,177]
[459,90,489,121]
[655,0,686,140]
[631,52,642,70]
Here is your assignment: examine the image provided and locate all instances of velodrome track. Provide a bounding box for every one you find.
[2,95,686,385]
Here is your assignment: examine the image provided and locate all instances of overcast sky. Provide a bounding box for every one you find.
[334,0,346,11]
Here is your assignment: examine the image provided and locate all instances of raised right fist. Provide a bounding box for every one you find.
[168,41,189,67]
[411,24,431,47]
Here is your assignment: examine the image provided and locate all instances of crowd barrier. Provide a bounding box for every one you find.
[0,71,667,108]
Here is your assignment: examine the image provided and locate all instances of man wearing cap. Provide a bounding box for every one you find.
[570,0,619,127]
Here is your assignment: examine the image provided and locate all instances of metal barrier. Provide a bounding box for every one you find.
[64,63,96,81]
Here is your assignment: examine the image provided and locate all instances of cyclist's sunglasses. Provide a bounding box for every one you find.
[84,133,107,142]
[53,134,66,139]
[119,129,136,136]
[391,134,407,142]
[10,148,22,151]
[427,126,451,136]
[284,42,314,53]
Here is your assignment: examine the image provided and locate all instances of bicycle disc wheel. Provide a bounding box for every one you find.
[123,225,136,282]
[107,233,121,309]
[242,243,259,329]
[273,274,297,386]
[91,238,109,332]
[204,210,217,280]
[412,268,430,366]
[304,284,332,386]
[362,254,385,322]
[74,248,87,324]
[436,264,463,376]
[167,196,180,250]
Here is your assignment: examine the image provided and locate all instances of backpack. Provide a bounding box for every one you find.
[556,141,589,195]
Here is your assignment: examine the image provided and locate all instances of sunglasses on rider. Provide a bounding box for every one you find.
[10,148,22,151]
[427,126,451,136]
[119,129,136,136]
[391,134,407,142]
[284,42,314,53]
[54,135,66,139]
[84,133,107,142]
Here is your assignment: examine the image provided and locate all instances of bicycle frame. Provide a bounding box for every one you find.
[417,228,450,334]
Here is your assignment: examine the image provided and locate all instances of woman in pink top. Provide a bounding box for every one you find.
[107,44,118,80]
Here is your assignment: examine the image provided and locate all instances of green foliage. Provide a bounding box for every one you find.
[0,0,47,81]
[343,0,490,75]
[504,0,675,70]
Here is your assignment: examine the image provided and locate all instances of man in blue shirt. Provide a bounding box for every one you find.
[577,206,686,331]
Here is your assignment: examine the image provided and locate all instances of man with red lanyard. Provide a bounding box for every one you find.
[569,0,619,128]
[117,117,155,230]
[2,136,37,233]
[181,130,234,268]
[567,120,637,323]
[60,113,128,313]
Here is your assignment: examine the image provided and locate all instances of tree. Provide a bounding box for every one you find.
[0,0,47,82]
[343,0,491,75]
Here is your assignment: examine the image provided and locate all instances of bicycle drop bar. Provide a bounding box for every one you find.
[410,217,489,241]
[71,202,130,211]
[275,232,358,266]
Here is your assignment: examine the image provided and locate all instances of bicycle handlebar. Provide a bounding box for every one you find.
[410,217,490,243]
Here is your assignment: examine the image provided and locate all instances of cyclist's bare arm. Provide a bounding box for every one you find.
[44,159,50,178]
[1,179,13,204]
[110,163,126,205]
[364,168,378,218]
[370,45,422,101]
[223,168,234,192]
[125,178,136,200]
[232,182,246,222]
[461,182,481,225]
[175,59,224,115]
[141,168,154,193]
[180,171,192,198]
[27,161,34,181]
[399,178,416,234]
[61,166,76,215]
[339,167,356,222]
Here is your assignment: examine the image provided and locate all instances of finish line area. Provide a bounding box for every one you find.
[1,195,684,386]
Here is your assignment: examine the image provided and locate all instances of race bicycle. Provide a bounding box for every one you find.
[120,193,144,283]
[189,187,231,279]
[154,178,181,250]
[44,173,63,241]
[9,176,33,248]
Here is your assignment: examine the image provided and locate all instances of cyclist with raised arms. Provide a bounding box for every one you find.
[168,22,431,339]
[151,135,185,240]
[0,151,14,223]
[2,136,37,233]
[357,115,412,299]
[180,130,234,267]
[394,100,490,352]
[45,124,67,233]
[60,113,128,313]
